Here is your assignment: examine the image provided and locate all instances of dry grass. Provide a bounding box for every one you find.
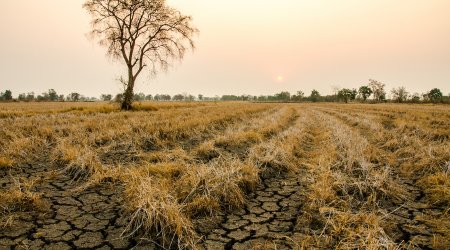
[122,171,197,249]
[293,105,449,249]
[0,101,210,117]
[0,101,276,247]
[308,103,449,249]
[0,157,14,168]
[0,101,449,249]
[296,113,383,248]
[0,177,48,227]
[419,172,450,206]
[318,104,449,205]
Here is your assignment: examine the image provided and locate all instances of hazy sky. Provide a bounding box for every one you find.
[1,0,449,97]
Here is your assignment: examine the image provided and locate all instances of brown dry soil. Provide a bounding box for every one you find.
[196,171,308,250]
[0,163,308,250]
[0,162,447,250]
[1,109,448,249]
[0,164,158,250]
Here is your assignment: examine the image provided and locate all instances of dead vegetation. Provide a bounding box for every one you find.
[295,111,402,249]
[0,102,448,249]
[0,177,48,228]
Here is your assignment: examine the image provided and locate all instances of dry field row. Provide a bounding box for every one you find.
[0,102,448,249]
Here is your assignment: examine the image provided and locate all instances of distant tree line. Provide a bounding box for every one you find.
[0,80,448,104]
[254,79,448,104]
[0,89,98,102]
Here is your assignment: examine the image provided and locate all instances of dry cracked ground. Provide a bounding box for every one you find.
[0,163,158,249]
[1,104,449,249]
[197,172,308,250]
[0,164,308,250]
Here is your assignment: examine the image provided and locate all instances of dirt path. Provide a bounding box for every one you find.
[0,164,157,250]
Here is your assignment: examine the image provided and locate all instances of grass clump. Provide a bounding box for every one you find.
[0,178,48,227]
[0,157,14,168]
[418,171,450,206]
[123,174,197,249]
[177,158,260,213]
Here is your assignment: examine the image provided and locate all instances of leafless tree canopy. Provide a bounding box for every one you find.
[368,79,386,102]
[83,0,198,109]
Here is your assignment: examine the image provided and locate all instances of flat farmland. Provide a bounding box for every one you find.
[0,102,449,249]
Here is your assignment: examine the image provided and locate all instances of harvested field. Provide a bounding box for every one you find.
[0,102,449,249]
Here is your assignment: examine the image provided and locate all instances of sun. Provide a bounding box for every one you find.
[276,76,284,82]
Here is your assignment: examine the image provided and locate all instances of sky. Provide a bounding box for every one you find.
[0,0,449,97]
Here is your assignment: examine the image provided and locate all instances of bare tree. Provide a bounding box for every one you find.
[331,85,340,97]
[391,86,409,103]
[368,79,386,102]
[83,0,198,110]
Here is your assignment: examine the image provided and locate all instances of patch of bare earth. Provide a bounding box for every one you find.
[197,172,306,250]
[0,164,158,249]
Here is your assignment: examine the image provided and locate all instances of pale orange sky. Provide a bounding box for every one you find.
[0,0,449,97]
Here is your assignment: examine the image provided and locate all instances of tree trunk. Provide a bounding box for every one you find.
[121,69,135,110]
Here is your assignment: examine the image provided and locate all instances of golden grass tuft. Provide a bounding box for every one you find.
[0,178,48,227]
[418,171,450,206]
[193,141,220,162]
[0,157,14,168]
[122,174,198,249]
[51,142,103,179]
[319,209,399,250]
[177,158,260,212]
